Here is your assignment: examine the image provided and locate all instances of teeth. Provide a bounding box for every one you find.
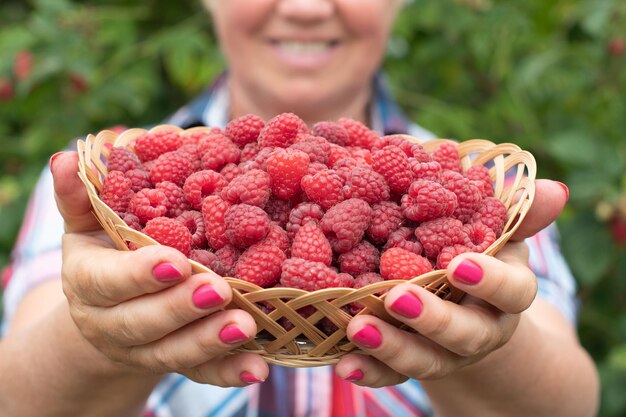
[277,41,331,54]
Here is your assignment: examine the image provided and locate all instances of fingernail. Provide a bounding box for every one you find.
[555,181,569,202]
[192,284,224,309]
[49,151,63,172]
[345,369,364,382]
[219,325,248,344]
[390,292,423,318]
[240,371,264,384]
[153,262,182,282]
[352,324,382,349]
[454,259,483,285]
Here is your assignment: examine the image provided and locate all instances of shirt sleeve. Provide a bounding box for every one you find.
[1,166,65,335]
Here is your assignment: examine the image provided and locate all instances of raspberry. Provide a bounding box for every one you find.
[337,118,380,149]
[224,204,271,248]
[263,222,291,254]
[432,142,462,173]
[258,112,308,148]
[128,188,168,223]
[266,148,310,200]
[291,222,333,265]
[265,197,292,227]
[401,179,457,222]
[290,135,331,165]
[328,144,352,166]
[177,143,202,172]
[342,167,390,204]
[143,217,192,256]
[380,247,433,280]
[372,146,413,194]
[366,201,404,244]
[176,210,207,248]
[320,198,372,253]
[286,202,324,238]
[219,163,242,183]
[240,142,260,162]
[120,212,142,230]
[436,245,471,269]
[415,217,466,259]
[465,165,494,197]
[155,181,191,217]
[225,114,265,147]
[213,244,241,276]
[149,151,195,187]
[198,132,241,171]
[183,170,228,209]
[202,195,231,250]
[441,170,483,223]
[306,162,328,176]
[348,147,374,166]
[301,170,344,210]
[133,129,182,162]
[190,249,218,269]
[354,272,384,289]
[373,135,430,161]
[408,159,442,182]
[125,168,152,192]
[463,222,496,253]
[101,171,134,213]
[338,240,380,277]
[107,147,141,173]
[311,121,349,146]
[470,196,507,236]
[252,146,276,169]
[280,258,354,291]
[220,169,271,207]
[384,226,423,255]
[235,242,286,287]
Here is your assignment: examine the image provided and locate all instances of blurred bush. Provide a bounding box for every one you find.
[1,0,625,414]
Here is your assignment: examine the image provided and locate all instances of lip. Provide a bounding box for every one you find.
[266,39,341,70]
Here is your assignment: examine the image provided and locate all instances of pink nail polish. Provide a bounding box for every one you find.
[153,263,182,282]
[219,325,248,344]
[240,371,264,384]
[49,151,63,172]
[454,259,483,285]
[555,181,569,202]
[345,370,364,382]
[352,324,382,349]
[192,284,224,309]
[390,293,423,318]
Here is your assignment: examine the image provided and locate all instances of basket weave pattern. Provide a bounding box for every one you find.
[77,126,536,367]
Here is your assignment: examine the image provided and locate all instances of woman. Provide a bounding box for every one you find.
[0,1,599,416]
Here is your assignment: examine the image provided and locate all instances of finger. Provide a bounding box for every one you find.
[384,283,518,357]
[446,244,538,313]
[62,234,193,306]
[511,179,568,242]
[336,353,408,387]
[126,309,257,372]
[183,352,269,387]
[51,151,102,233]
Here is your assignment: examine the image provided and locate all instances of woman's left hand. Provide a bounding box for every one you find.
[335,179,569,387]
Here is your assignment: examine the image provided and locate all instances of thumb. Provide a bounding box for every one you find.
[51,151,102,233]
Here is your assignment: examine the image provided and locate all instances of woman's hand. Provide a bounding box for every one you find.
[53,151,268,387]
[335,179,569,387]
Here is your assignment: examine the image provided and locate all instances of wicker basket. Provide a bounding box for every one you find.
[76,125,536,367]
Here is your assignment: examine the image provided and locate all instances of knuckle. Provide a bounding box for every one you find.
[414,355,445,380]
[423,308,453,338]
[458,326,492,357]
[150,346,179,373]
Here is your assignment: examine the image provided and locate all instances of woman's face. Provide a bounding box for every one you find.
[206,0,401,115]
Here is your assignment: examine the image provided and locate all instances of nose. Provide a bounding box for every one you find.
[276,0,335,23]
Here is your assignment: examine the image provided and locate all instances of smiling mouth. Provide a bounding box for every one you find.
[269,39,340,55]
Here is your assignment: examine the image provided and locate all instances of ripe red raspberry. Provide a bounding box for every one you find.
[337,118,380,149]
[301,170,344,210]
[373,135,430,161]
[366,201,404,244]
[258,112,308,148]
[202,195,231,250]
[263,222,291,254]
[190,249,218,269]
[213,244,241,276]
[252,146,276,169]
[441,170,483,223]
[464,222,496,253]
[384,226,423,256]
[176,143,202,172]
[240,142,260,162]
[128,188,168,223]
[266,148,310,200]
[290,135,331,165]
[101,171,134,213]
[380,247,433,280]
[291,222,333,265]
[327,144,352,166]
[408,159,442,182]
[320,198,372,253]
[338,240,380,277]
[286,202,325,238]
[155,181,191,217]
[120,212,142,231]
[198,132,241,171]
[133,129,182,162]
[311,121,349,146]
[415,217,466,259]
[143,217,192,256]
[470,196,507,236]
[125,168,152,192]
[235,242,286,287]
[465,165,494,197]
[176,210,207,248]
[183,170,228,209]
[224,204,271,248]
[225,114,265,147]
[149,151,195,187]
[372,146,413,194]
[280,258,355,291]
[107,147,141,173]
[401,179,457,222]
[219,163,242,183]
[349,147,374,166]
[221,169,271,207]
[342,167,390,204]
[436,245,471,269]
[432,142,462,173]
[265,197,292,228]
[354,272,384,288]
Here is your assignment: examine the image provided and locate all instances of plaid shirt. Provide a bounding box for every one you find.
[2,74,578,417]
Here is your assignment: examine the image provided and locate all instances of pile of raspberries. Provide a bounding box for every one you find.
[100,113,507,294]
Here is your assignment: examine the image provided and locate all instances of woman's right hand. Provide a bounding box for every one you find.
[52,151,268,386]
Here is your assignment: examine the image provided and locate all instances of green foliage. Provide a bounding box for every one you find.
[1,0,625,414]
